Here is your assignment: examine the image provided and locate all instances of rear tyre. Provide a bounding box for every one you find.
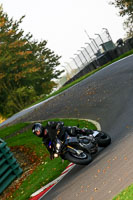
[64,151,92,165]
[97,132,111,147]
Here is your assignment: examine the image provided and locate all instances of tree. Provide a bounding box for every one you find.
[110,0,133,37]
[0,6,63,117]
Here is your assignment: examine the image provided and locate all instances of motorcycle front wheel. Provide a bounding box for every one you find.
[64,151,92,165]
[97,131,111,147]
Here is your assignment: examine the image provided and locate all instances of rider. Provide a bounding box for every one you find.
[32,121,93,159]
[32,121,65,159]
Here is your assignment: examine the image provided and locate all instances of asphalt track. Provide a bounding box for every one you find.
[39,55,133,200]
[1,55,133,200]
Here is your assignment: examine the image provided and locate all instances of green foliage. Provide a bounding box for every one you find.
[110,0,133,37]
[111,0,133,17]
[0,6,63,118]
[5,87,37,117]
[123,17,133,38]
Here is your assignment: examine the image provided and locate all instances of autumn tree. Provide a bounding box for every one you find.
[0,6,63,118]
[110,0,133,37]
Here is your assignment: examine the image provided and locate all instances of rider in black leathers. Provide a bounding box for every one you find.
[32,121,93,159]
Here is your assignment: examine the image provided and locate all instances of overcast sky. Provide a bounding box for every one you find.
[1,0,126,67]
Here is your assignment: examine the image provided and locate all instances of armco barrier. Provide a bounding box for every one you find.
[0,138,23,194]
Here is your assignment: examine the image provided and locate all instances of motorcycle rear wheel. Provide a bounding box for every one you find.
[64,151,92,165]
[97,131,111,147]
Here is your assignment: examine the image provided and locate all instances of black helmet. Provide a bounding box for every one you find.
[32,123,44,137]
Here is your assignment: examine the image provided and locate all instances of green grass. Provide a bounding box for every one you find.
[113,184,133,200]
[0,118,96,200]
[12,158,70,200]
[0,122,29,138]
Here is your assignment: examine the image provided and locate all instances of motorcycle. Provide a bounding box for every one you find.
[54,129,111,165]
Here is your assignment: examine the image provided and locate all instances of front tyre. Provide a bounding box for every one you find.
[97,132,111,147]
[64,151,92,165]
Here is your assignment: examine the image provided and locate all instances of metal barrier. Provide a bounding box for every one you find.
[0,139,23,194]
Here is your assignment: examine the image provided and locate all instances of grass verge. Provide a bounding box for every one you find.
[113,184,133,200]
[0,118,96,200]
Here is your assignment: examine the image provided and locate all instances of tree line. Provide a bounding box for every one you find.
[0,6,63,118]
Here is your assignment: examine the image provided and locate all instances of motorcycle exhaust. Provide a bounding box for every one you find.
[67,145,83,155]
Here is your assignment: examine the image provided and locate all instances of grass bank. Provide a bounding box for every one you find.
[113,184,133,200]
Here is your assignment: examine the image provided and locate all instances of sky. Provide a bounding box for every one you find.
[0,0,126,69]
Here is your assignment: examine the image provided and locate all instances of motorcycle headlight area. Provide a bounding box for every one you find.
[54,153,59,158]
[56,143,61,149]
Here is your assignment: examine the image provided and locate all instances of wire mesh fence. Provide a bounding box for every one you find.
[64,29,115,75]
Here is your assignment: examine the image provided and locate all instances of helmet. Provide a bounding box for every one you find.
[32,123,44,137]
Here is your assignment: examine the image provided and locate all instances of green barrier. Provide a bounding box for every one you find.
[0,138,23,194]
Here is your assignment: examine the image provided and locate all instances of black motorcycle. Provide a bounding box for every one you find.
[54,130,111,165]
